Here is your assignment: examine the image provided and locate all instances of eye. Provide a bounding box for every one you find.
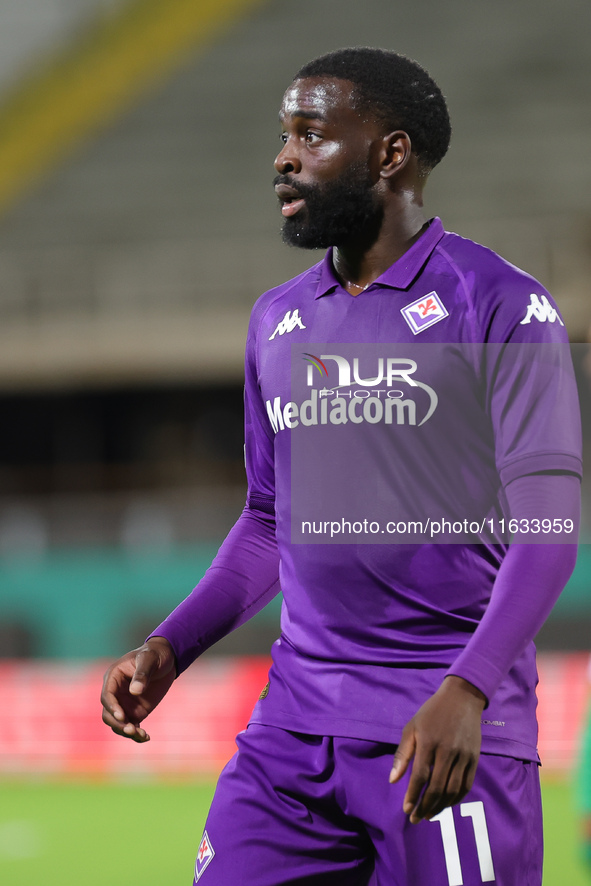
[305,131,321,144]
[279,132,288,144]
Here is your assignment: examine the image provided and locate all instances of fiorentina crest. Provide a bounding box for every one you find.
[195,830,215,881]
[401,291,448,334]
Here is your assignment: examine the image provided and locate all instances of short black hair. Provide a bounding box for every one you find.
[294,48,451,173]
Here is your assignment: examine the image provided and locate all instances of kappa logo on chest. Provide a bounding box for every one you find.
[269,308,306,340]
[401,291,449,334]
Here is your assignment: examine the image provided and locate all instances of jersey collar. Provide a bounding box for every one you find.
[315,217,445,299]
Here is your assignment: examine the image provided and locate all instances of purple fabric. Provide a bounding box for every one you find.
[195,723,542,885]
[149,505,279,675]
[446,472,580,701]
[150,218,582,762]
[285,340,580,546]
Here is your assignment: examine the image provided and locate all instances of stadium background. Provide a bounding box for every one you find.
[0,0,590,882]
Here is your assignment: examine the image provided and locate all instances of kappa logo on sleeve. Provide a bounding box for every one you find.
[401,291,449,334]
[519,293,564,326]
[269,308,306,340]
[195,831,215,881]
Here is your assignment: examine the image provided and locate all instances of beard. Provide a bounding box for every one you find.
[275,162,383,250]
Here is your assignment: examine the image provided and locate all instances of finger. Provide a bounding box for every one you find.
[443,755,477,809]
[102,707,126,732]
[389,728,416,783]
[102,708,150,742]
[412,753,458,822]
[122,722,150,743]
[413,751,478,822]
[129,649,159,695]
[442,755,476,809]
[402,746,433,817]
[101,669,131,723]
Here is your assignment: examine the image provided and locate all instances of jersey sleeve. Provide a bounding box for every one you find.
[147,308,281,674]
[446,472,580,701]
[243,304,277,513]
[483,280,582,484]
[445,272,582,701]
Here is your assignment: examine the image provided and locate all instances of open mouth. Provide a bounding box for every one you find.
[275,183,306,217]
[281,197,306,217]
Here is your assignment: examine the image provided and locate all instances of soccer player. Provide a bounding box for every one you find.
[101,48,582,885]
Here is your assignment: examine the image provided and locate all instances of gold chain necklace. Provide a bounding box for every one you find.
[344,279,369,291]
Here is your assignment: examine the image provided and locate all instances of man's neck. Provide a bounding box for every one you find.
[332,205,428,295]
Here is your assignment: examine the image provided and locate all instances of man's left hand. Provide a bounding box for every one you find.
[389,675,487,823]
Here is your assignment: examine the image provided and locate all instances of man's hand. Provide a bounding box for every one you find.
[101,636,177,743]
[389,675,486,823]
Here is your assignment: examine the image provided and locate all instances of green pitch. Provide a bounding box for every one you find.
[0,777,588,885]
[0,779,216,886]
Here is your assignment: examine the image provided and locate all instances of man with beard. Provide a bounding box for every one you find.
[101,49,581,885]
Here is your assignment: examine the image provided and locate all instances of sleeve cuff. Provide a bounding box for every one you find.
[499,452,582,487]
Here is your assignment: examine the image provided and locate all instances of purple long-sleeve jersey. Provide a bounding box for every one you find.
[152,219,582,762]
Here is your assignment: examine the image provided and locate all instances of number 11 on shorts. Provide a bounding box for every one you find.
[430,801,495,885]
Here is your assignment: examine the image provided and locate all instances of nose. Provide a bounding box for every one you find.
[274,139,301,175]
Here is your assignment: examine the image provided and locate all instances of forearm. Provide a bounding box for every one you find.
[148,503,280,674]
[447,473,580,701]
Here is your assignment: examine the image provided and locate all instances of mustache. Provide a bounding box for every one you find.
[272,174,316,200]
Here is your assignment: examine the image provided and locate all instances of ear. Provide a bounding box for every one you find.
[378,130,413,180]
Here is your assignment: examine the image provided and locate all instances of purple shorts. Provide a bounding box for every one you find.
[193,724,542,886]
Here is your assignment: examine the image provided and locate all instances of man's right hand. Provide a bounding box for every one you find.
[100,636,177,743]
